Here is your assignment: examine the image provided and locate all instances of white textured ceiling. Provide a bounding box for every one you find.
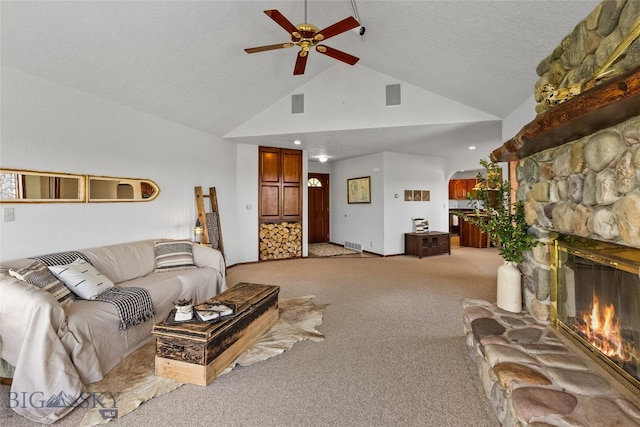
[1,1,600,162]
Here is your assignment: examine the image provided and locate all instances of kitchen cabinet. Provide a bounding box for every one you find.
[459,215,490,248]
[448,179,478,200]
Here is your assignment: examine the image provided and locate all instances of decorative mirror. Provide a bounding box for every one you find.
[88,176,159,202]
[0,169,85,202]
[0,169,160,203]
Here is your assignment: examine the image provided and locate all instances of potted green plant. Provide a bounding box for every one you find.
[455,159,540,312]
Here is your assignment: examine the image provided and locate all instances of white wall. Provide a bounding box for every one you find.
[383,152,448,255]
[227,65,498,138]
[329,151,447,256]
[308,161,331,174]
[0,67,244,265]
[234,144,259,264]
[330,153,385,254]
[502,95,537,141]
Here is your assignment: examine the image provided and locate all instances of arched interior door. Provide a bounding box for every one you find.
[308,173,330,243]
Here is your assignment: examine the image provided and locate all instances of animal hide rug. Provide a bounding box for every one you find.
[80,295,328,426]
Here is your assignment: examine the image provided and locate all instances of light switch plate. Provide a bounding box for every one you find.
[3,207,15,222]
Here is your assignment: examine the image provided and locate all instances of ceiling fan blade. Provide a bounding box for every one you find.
[316,45,359,66]
[314,16,359,41]
[264,10,302,40]
[244,43,294,54]
[293,52,309,75]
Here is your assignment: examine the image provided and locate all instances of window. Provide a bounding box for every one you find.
[308,177,322,187]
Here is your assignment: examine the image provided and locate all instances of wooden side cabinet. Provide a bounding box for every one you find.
[259,147,302,221]
[404,232,451,258]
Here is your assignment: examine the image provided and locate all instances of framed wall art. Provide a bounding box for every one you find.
[347,176,371,204]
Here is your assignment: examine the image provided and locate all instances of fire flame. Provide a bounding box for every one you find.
[579,296,627,361]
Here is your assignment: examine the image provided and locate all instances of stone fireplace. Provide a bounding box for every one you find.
[553,234,640,396]
[489,0,640,392]
[497,62,640,403]
[462,1,640,424]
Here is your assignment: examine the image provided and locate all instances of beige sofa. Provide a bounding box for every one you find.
[0,239,226,424]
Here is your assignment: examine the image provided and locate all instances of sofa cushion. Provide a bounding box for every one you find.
[153,239,197,272]
[81,240,157,285]
[49,258,114,300]
[9,260,74,308]
[82,240,156,284]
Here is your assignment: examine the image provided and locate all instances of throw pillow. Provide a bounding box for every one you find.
[153,239,197,272]
[32,251,91,266]
[9,260,74,308]
[49,258,115,300]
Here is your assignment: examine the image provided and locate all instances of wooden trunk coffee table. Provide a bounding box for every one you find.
[152,282,279,386]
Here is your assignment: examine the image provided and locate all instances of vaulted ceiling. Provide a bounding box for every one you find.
[1,1,600,162]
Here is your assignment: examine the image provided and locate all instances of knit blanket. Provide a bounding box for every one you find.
[93,286,155,332]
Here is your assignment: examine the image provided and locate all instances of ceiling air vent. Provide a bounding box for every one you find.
[386,84,401,106]
[292,94,304,114]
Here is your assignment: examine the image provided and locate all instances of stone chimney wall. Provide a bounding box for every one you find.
[534,0,640,114]
[514,0,640,322]
[517,115,640,322]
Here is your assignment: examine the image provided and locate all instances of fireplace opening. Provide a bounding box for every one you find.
[552,234,640,397]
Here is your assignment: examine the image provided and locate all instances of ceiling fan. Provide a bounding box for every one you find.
[244,4,361,75]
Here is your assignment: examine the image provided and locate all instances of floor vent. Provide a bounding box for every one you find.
[344,241,362,252]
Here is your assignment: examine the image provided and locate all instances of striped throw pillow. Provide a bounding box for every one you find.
[9,260,74,308]
[154,240,197,272]
[32,251,91,266]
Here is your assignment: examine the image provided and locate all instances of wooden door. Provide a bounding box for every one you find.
[308,173,329,243]
[281,150,302,219]
[259,147,281,220]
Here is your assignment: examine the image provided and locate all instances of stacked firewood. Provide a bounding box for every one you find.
[259,222,302,260]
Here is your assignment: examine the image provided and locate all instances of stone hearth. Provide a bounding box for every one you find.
[463,299,640,426]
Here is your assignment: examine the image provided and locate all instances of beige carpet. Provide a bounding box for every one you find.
[308,243,358,257]
[80,296,328,426]
[1,249,501,426]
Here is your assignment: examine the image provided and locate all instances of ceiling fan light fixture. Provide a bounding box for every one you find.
[296,23,319,34]
[245,8,360,75]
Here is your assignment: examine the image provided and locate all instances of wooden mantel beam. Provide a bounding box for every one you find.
[491,66,640,163]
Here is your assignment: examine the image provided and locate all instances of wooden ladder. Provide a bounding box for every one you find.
[194,186,225,260]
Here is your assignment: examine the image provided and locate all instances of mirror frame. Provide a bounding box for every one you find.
[0,169,86,203]
[87,175,160,203]
[0,169,160,203]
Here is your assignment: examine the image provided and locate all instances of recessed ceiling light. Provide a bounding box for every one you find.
[293,139,301,145]
[318,155,328,163]
[469,146,476,150]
